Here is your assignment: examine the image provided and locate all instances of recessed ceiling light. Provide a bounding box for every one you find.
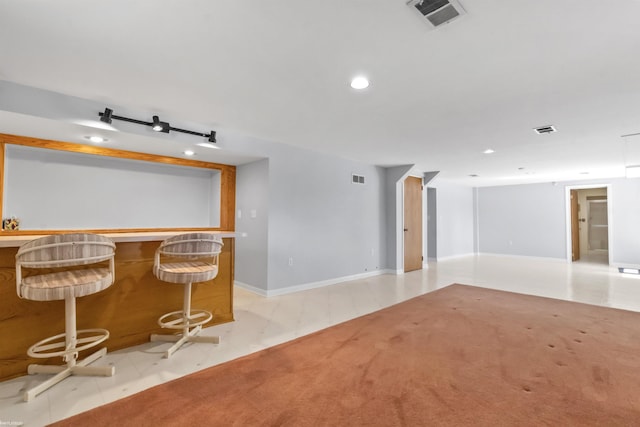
[85,136,107,143]
[580,172,589,175]
[183,150,195,156]
[483,149,495,154]
[350,76,369,90]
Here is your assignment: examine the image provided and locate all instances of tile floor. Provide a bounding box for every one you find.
[1,253,639,426]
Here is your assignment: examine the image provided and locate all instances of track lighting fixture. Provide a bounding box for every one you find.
[98,108,217,143]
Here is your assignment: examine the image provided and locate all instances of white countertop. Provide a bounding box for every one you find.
[0,231,236,248]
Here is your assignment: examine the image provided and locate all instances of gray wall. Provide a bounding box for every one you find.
[263,143,388,290]
[226,134,389,292]
[477,178,640,267]
[609,178,640,266]
[477,182,566,259]
[426,187,437,260]
[235,159,269,290]
[431,181,475,259]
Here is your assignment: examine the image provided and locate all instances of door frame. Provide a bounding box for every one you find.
[564,184,613,264]
[570,189,580,261]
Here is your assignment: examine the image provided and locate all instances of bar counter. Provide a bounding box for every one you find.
[0,231,235,381]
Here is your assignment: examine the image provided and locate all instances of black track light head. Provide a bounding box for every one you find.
[99,108,113,124]
[208,131,216,143]
[151,115,170,133]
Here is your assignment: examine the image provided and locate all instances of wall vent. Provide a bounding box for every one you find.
[534,125,557,134]
[352,174,365,184]
[406,0,466,28]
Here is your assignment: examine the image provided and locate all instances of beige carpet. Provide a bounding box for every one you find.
[52,284,640,426]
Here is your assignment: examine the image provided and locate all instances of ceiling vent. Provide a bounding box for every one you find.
[534,125,557,135]
[406,0,466,28]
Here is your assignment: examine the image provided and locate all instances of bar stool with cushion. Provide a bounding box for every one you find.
[15,233,116,402]
[151,232,224,358]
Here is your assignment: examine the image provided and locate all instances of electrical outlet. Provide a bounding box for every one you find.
[288,257,293,266]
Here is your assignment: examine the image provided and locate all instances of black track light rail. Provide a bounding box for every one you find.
[99,108,216,143]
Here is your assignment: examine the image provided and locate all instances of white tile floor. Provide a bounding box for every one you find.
[2,253,640,426]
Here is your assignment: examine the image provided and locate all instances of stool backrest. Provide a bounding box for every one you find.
[157,233,224,259]
[16,233,116,268]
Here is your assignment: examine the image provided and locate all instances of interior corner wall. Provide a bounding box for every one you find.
[262,144,387,291]
[235,159,269,291]
[222,134,392,292]
[430,181,475,259]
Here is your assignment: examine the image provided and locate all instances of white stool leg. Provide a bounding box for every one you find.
[24,368,73,402]
[24,296,114,402]
[64,296,78,366]
[151,282,220,358]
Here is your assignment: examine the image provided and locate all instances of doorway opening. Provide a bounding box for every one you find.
[566,185,610,265]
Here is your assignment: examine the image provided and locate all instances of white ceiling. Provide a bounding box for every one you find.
[2,0,640,186]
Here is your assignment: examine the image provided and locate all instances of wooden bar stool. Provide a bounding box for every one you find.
[15,233,116,402]
[151,233,224,358]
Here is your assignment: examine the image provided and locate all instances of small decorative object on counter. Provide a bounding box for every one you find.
[2,217,20,230]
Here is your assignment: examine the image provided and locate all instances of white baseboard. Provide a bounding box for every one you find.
[235,269,394,297]
[476,252,567,263]
[234,281,269,297]
[612,263,640,271]
[435,253,476,262]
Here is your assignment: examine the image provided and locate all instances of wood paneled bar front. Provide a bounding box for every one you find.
[0,134,237,381]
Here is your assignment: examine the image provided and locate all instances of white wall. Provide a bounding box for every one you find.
[4,144,220,229]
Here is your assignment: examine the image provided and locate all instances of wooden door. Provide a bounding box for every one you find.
[571,189,580,261]
[404,176,423,272]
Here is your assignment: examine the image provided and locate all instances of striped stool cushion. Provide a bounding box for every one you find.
[20,268,113,301]
[153,261,218,284]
